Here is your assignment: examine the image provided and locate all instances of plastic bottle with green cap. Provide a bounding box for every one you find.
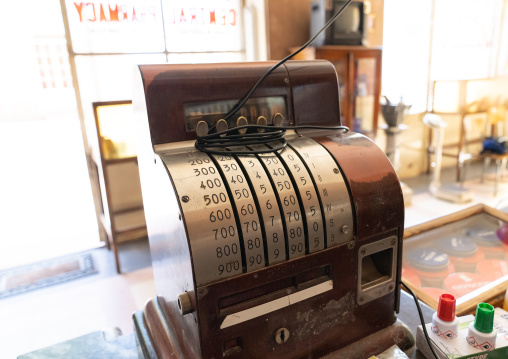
[466,302,497,351]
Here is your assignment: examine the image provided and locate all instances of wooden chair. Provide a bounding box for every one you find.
[480,113,508,197]
[481,152,508,196]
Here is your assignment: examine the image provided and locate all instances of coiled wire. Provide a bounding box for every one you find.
[195,125,349,155]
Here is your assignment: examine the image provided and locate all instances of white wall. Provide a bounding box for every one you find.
[244,0,269,61]
[382,0,432,113]
[0,0,77,123]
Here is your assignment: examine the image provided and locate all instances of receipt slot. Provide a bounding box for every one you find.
[132,61,407,358]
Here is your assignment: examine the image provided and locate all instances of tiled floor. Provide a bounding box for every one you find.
[404,160,508,227]
[0,241,155,358]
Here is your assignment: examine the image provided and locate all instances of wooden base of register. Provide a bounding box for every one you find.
[133,297,415,359]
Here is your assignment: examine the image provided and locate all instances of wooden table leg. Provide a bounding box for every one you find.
[481,157,491,183]
[495,158,502,197]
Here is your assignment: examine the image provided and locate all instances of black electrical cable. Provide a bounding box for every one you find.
[222,0,354,123]
[401,281,440,359]
[195,0,353,155]
[195,125,349,155]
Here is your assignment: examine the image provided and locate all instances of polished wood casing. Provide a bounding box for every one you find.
[314,131,404,311]
[138,60,341,145]
[134,61,404,358]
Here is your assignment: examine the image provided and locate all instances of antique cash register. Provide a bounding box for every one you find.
[132,60,406,358]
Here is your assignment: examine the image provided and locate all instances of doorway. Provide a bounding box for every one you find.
[0,1,100,270]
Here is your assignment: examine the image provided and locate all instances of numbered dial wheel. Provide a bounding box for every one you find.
[252,144,306,260]
[235,151,287,265]
[288,136,353,247]
[213,154,266,271]
[160,150,242,286]
[160,136,353,287]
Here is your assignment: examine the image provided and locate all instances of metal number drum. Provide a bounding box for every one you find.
[158,135,353,287]
[213,153,266,271]
[253,144,306,260]
[276,145,325,253]
[235,152,287,265]
[160,150,243,286]
[288,136,354,246]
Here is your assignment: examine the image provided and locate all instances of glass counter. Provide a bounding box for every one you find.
[403,204,508,315]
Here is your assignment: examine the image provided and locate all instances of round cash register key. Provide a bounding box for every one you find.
[196,120,209,137]
[257,116,267,126]
[272,113,284,127]
[216,119,228,133]
[236,116,248,134]
[256,116,267,132]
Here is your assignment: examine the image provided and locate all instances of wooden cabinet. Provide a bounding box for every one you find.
[314,46,382,138]
[90,101,147,273]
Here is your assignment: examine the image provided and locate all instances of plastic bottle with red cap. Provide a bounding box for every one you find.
[466,302,497,351]
[431,293,459,339]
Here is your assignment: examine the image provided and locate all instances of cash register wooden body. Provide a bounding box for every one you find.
[133,61,405,358]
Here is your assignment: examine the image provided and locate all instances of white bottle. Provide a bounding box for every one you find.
[466,302,497,351]
[431,293,459,339]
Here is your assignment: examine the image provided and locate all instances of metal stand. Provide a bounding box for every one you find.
[424,114,473,203]
[381,124,413,206]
